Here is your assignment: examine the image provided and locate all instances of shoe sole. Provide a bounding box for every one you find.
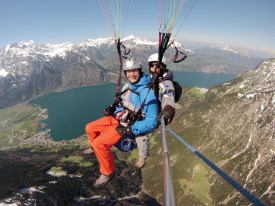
[93,173,115,189]
[135,159,147,169]
[135,163,146,169]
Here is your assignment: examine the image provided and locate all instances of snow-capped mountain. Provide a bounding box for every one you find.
[211,45,249,56]
[0,35,264,108]
[0,35,190,108]
[0,39,113,108]
[195,44,263,70]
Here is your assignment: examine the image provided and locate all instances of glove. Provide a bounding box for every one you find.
[159,105,175,125]
[104,104,116,116]
[114,96,122,105]
[115,124,133,136]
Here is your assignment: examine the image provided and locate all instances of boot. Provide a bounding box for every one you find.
[135,158,147,169]
[93,173,115,188]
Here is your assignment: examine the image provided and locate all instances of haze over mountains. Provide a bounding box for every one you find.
[0,35,264,109]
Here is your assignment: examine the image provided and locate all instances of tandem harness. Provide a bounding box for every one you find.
[113,84,152,152]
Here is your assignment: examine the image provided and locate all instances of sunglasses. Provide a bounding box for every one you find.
[149,62,158,67]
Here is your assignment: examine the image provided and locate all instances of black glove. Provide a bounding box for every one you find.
[114,96,122,105]
[104,104,116,116]
[159,105,175,125]
[115,125,133,136]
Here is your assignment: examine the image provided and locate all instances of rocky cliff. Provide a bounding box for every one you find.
[142,58,274,205]
[0,139,161,206]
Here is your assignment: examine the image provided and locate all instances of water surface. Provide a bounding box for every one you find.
[30,72,235,140]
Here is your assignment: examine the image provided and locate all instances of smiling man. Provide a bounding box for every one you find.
[84,57,158,188]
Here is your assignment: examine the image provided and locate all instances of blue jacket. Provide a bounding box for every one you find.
[115,73,158,136]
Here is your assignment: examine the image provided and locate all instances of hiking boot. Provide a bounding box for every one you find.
[135,158,147,169]
[83,147,94,155]
[93,173,115,188]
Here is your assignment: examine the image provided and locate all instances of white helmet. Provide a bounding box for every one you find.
[123,57,142,71]
[148,53,167,65]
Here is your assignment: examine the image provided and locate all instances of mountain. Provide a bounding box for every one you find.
[0,41,114,109]
[142,58,274,205]
[195,45,263,72]
[0,59,274,205]
[0,35,263,109]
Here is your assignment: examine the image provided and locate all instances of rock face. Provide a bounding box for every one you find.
[0,142,161,206]
[142,58,274,205]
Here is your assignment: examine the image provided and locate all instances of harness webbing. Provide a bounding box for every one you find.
[114,85,152,124]
[130,86,151,123]
[115,38,123,95]
[114,38,131,96]
[158,32,171,78]
[166,128,267,206]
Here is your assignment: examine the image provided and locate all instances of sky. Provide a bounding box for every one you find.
[0,0,274,58]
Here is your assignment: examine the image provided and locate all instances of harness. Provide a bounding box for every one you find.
[113,83,151,152]
[113,83,151,125]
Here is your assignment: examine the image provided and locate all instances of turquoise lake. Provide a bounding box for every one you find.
[30,71,235,141]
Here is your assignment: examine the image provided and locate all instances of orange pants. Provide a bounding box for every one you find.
[85,116,121,175]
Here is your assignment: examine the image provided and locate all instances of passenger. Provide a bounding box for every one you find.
[84,57,158,188]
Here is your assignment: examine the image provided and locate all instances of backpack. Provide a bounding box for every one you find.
[172,80,182,102]
[160,80,182,102]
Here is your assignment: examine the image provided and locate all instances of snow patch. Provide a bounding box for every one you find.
[4,44,11,52]
[223,82,231,86]
[43,43,74,57]
[82,37,113,47]
[261,100,266,111]
[239,84,245,88]
[123,35,156,46]
[210,44,247,56]
[199,88,208,93]
[237,93,244,99]
[246,93,257,99]
[0,69,9,77]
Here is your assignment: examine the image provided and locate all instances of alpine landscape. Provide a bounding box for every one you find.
[0,36,274,205]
